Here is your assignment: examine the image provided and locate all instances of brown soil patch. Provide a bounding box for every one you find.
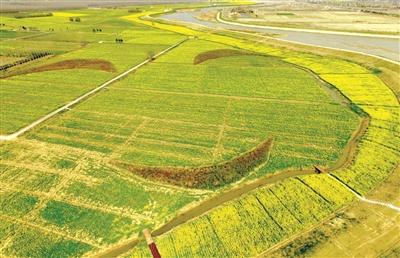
[3,59,117,78]
[193,49,255,65]
[29,59,116,73]
[114,138,273,189]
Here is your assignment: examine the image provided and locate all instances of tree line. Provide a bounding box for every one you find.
[0,52,52,71]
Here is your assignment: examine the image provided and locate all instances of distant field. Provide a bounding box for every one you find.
[224,9,400,34]
[0,0,206,12]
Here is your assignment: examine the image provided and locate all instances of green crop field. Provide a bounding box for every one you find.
[29,39,359,175]
[132,175,356,257]
[0,2,398,258]
[0,8,184,135]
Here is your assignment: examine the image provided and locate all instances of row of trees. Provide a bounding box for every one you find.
[0,52,51,71]
[15,12,53,19]
[128,8,142,13]
[115,38,124,43]
[92,28,102,32]
[69,17,81,22]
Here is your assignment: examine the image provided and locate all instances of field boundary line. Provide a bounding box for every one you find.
[216,12,400,39]
[0,213,100,248]
[212,98,232,161]
[0,38,188,141]
[2,31,52,41]
[0,183,149,222]
[114,87,331,105]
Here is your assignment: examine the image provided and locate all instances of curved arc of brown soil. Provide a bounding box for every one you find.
[112,138,274,189]
[3,58,116,78]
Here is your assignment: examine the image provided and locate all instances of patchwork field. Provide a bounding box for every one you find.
[0,3,399,258]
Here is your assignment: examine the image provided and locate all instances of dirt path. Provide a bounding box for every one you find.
[328,174,400,213]
[358,197,400,212]
[2,31,51,41]
[0,38,188,142]
[212,98,232,161]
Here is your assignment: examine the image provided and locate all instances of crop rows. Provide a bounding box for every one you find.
[29,39,358,181]
[131,175,355,257]
[0,139,202,257]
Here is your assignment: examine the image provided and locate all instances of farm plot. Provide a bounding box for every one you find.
[28,39,359,189]
[278,53,400,194]
[0,10,184,135]
[131,175,356,257]
[0,139,202,257]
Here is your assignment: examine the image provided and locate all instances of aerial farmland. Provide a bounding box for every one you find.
[0,0,399,257]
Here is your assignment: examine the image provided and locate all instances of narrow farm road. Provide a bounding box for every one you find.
[358,197,400,212]
[328,174,400,213]
[2,31,52,41]
[0,38,188,141]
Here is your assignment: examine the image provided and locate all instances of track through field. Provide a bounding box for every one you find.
[328,174,400,213]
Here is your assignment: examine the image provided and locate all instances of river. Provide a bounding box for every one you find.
[160,7,400,62]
